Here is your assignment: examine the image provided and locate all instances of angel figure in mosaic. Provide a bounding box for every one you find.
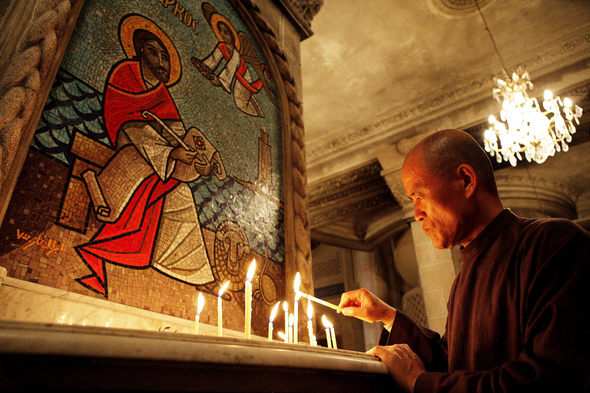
[191,2,274,117]
[75,14,226,297]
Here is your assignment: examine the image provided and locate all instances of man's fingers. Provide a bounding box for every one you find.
[338,291,357,309]
[367,345,386,358]
[368,345,396,363]
[341,307,358,316]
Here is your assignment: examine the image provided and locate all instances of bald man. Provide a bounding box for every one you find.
[339,130,590,393]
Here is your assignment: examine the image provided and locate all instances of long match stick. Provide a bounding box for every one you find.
[297,292,342,312]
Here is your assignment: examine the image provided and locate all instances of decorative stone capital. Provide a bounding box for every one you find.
[275,0,324,39]
[376,135,429,221]
[380,168,414,221]
[495,174,576,219]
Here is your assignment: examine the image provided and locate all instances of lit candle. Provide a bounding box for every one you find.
[329,324,337,350]
[322,315,332,349]
[278,331,288,343]
[194,292,205,335]
[268,302,280,341]
[218,281,230,337]
[306,299,315,346]
[288,313,294,343]
[244,259,257,339]
[282,301,288,340]
[293,272,301,344]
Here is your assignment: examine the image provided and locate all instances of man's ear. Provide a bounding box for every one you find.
[456,164,476,198]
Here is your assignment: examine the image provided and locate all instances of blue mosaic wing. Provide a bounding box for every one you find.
[32,69,110,165]
[192,176,285,263]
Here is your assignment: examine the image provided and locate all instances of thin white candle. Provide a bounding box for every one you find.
[282,301,288,339]
[268,302,280,342]
[330,326,337,349]
[306,299,315,346]
[194,292,205,335]
[218,281,229,337]
[288,313,294,344]
[244,259,257,339]
[322,315,332,349]
[293,272,301,344]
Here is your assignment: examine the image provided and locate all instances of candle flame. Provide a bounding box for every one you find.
[197,292,205,314]
[269,301,280,322]
[294,272,301,293]
[289,313,294,326]
[283,300,288,312]
[278,331,288,342]
[307,299,314,320]
[218,280,230,297]
[321,314,333,329]
[246,259,257,282]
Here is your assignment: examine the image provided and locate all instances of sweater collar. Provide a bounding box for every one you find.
[460,209,517,262]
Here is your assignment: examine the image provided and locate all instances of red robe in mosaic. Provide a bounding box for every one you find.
[75,60,181,296]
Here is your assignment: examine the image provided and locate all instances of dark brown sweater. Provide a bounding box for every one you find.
[381,210,590,392]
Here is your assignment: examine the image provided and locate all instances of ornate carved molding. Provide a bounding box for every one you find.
[274,0,324,39]
[431,0,493,16]
[308,161,382,203]
[0,0,83,223]
[495,174,577,219]
[239,0,313,295]
[311,192,395,229]
[307,29,590,166]
[308,161,397,230]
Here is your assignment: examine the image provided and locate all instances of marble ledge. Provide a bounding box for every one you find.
[0,320,388,375]
[0,277,393,391]
[0,276,228,336]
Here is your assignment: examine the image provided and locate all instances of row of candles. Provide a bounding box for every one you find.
[193,259,339,349]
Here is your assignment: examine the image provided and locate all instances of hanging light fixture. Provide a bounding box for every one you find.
[475,0,583,167]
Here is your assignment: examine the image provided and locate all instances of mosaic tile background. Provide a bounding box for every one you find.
[0,0,286,335]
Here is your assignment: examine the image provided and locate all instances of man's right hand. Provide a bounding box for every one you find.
[170,146,198,165]
[338,288,396,326]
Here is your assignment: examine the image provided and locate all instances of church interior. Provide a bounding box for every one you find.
[0,0,589,391]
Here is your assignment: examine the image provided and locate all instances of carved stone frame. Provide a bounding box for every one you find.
[0,0,312,301]
[230,0,313,299]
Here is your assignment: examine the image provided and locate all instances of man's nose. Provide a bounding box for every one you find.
[414,206,425,222]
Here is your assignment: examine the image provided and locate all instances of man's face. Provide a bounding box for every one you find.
[141,39,170,83]
[401,154,468,249]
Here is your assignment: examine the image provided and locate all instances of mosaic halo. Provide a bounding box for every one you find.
[119,14,181,86]
[209,13,241,52]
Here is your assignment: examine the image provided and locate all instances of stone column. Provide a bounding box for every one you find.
[351,249,390,350]
[408,221,455,334]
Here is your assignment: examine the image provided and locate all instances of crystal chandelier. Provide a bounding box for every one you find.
[474,1,583,167]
